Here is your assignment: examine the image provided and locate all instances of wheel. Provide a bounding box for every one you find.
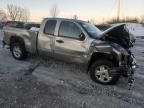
[89,59,120,85]
[10,42,27,60]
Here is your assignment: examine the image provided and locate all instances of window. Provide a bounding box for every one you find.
[59,21,81,39]
[78,21,102,39]
[44,20,57,35]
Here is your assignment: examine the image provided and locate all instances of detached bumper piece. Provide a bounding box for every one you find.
[128,54,137,88]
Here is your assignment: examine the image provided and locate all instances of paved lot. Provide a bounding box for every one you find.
[0,38,144,108]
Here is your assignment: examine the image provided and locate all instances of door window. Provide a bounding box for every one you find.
[44,20,57,35]
[59,21,81,39]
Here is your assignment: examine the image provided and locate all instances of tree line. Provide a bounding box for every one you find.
[1,4,143,25]
[106,17,144,25]
[0,4,61,22]
[0,4,30,22]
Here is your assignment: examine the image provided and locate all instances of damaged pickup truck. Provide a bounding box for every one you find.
[3,18,136,85]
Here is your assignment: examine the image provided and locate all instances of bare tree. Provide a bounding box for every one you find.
[7,4,20,21]
[50,4,59,18]
[0,9,7,21]
[73,14,78,20]
[7,4,30,22]
[21,8,30,22]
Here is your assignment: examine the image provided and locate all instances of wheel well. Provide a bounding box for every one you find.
[10,36,25,50]
[87,52,118,71]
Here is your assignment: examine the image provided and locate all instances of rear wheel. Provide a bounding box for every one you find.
[89,59,120,85]
[10,42,27,60]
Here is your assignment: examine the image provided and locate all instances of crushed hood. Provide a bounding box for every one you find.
[100,24,136,48]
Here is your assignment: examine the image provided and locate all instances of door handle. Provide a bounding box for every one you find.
[56,40,64,43]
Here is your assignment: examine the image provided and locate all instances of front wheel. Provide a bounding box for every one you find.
[89,59,120,85]
[10,42,27,60]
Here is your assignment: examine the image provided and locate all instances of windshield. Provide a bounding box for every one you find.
[79,21,102,39]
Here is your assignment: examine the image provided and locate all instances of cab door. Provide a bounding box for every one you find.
[38,20,57,57]
[54,21,88,64]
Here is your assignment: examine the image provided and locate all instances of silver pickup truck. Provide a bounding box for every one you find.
[3,18,136,85]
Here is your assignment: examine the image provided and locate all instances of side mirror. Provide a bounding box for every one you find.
[78,33,85,41]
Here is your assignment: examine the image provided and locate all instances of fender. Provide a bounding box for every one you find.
[87,42,122,71]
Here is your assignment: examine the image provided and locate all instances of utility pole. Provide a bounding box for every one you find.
[117,0,120,21]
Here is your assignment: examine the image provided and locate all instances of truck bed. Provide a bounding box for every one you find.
[3,27,38,54]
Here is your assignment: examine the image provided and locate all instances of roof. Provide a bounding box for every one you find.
[43,17,87,23]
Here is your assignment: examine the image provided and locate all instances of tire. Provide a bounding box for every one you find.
[89,59,120,85]
[10,42,27,60]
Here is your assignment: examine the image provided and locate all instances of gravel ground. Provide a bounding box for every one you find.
[0,38,144,108]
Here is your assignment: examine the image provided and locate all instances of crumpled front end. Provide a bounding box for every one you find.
[111,43,136,85]
[120,50,136,86]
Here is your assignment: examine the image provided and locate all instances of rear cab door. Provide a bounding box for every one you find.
[37,19,57,57]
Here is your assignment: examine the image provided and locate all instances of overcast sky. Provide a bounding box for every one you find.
[1,0,144,23]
